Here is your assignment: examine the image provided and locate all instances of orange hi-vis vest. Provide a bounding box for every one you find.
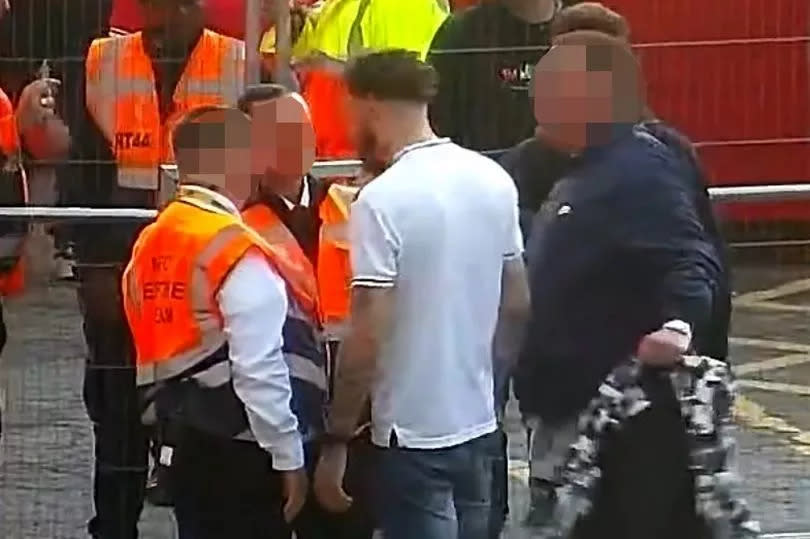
[241,203,319,302]
[122,186,317,438]
[85,30,245,190]
[301,69,356,159]
[317,183,359,338]
[0,89,28,297]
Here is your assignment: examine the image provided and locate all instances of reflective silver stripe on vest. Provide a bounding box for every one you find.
[135,223,247,386]
[118,166,160,190]
[189,359,231,388]
[285,352,327,392]
[286,278,327,392]
[92,33,245,107]
[88,33,246,189]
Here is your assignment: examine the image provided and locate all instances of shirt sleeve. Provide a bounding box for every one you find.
[350,195,399,288]
[218,250,304,471]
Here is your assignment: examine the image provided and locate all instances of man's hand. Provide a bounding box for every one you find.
[281,467,309,523]
[313,443,352,513]
[16,79,70,158]
[637,324,690,367]
[16,79,59,131]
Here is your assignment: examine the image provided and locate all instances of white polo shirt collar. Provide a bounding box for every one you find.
[391,137,452,165]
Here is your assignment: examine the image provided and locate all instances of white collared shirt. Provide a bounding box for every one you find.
[183,185,304,470]
[350,139,523,449]
[281,176,311,210]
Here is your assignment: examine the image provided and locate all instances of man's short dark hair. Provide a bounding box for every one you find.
[551,2,630,41]
[344,49,438,104]
[237,84,289,114]
[172,106,251,172]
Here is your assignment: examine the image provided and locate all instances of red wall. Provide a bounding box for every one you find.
[605,0,810,220]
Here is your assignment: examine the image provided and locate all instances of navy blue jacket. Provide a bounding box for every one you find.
[515,127,722,424]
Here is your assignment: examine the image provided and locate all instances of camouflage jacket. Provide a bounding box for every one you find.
[548,356,761,539]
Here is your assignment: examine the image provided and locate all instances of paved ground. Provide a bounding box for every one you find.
[1,261,810,538]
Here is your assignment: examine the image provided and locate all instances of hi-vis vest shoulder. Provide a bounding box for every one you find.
[317,183,358,338]
[0,89,28,296]
[242,202,328,440]
[86,30,245,190]
[295,0,448,158]
[122,190,319,440]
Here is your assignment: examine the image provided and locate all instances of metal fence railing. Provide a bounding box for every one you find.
[0,176,808,222]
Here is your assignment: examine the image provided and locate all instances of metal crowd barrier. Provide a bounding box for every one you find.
[0,161,808,222]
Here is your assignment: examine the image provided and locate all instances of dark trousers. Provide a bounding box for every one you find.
[79,267,148,539]
[572,373,701,539]
[488,428,508,539]
[172,425,291,539]
[376,432,495,539]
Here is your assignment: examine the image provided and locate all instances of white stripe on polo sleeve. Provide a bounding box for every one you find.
[350,195,399,288]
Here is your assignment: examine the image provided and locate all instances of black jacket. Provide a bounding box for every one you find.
[427,2,554,152]
[501,123,732,361]
[515,127,722,424]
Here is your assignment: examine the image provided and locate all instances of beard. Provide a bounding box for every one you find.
[356,128,388,176]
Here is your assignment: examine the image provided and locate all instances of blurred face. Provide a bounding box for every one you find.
[346,95,389,175]
[249,93,316,193]
[180,113,253,205]
[139,0,205,59]
[533,44,631,152]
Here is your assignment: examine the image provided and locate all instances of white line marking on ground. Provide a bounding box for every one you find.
[738,379,810,396]
[733,396,810,455]
[734,277,810,303]
[735,353,810,375]
[729,337,810,353]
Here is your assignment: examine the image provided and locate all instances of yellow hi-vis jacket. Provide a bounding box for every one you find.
[262,0,449,61]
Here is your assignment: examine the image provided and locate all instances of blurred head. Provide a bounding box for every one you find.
[139,0,206,60]
[344,50,438,173]
[550,2,630,41]
[238,84,316,196]
[532,30,645,153]
[172,105,253,206]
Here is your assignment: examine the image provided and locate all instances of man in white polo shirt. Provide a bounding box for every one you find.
[313,50,530,539]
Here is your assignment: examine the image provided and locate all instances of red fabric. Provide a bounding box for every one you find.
[604,0,810,221]
[0,89,25,296]
[0,89,18,157]
[110,0,247,38]
[452,0,481,10]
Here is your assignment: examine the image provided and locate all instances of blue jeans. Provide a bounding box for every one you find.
[376,432,495,539]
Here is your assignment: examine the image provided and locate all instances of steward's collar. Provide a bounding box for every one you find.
[176,184,240,218]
